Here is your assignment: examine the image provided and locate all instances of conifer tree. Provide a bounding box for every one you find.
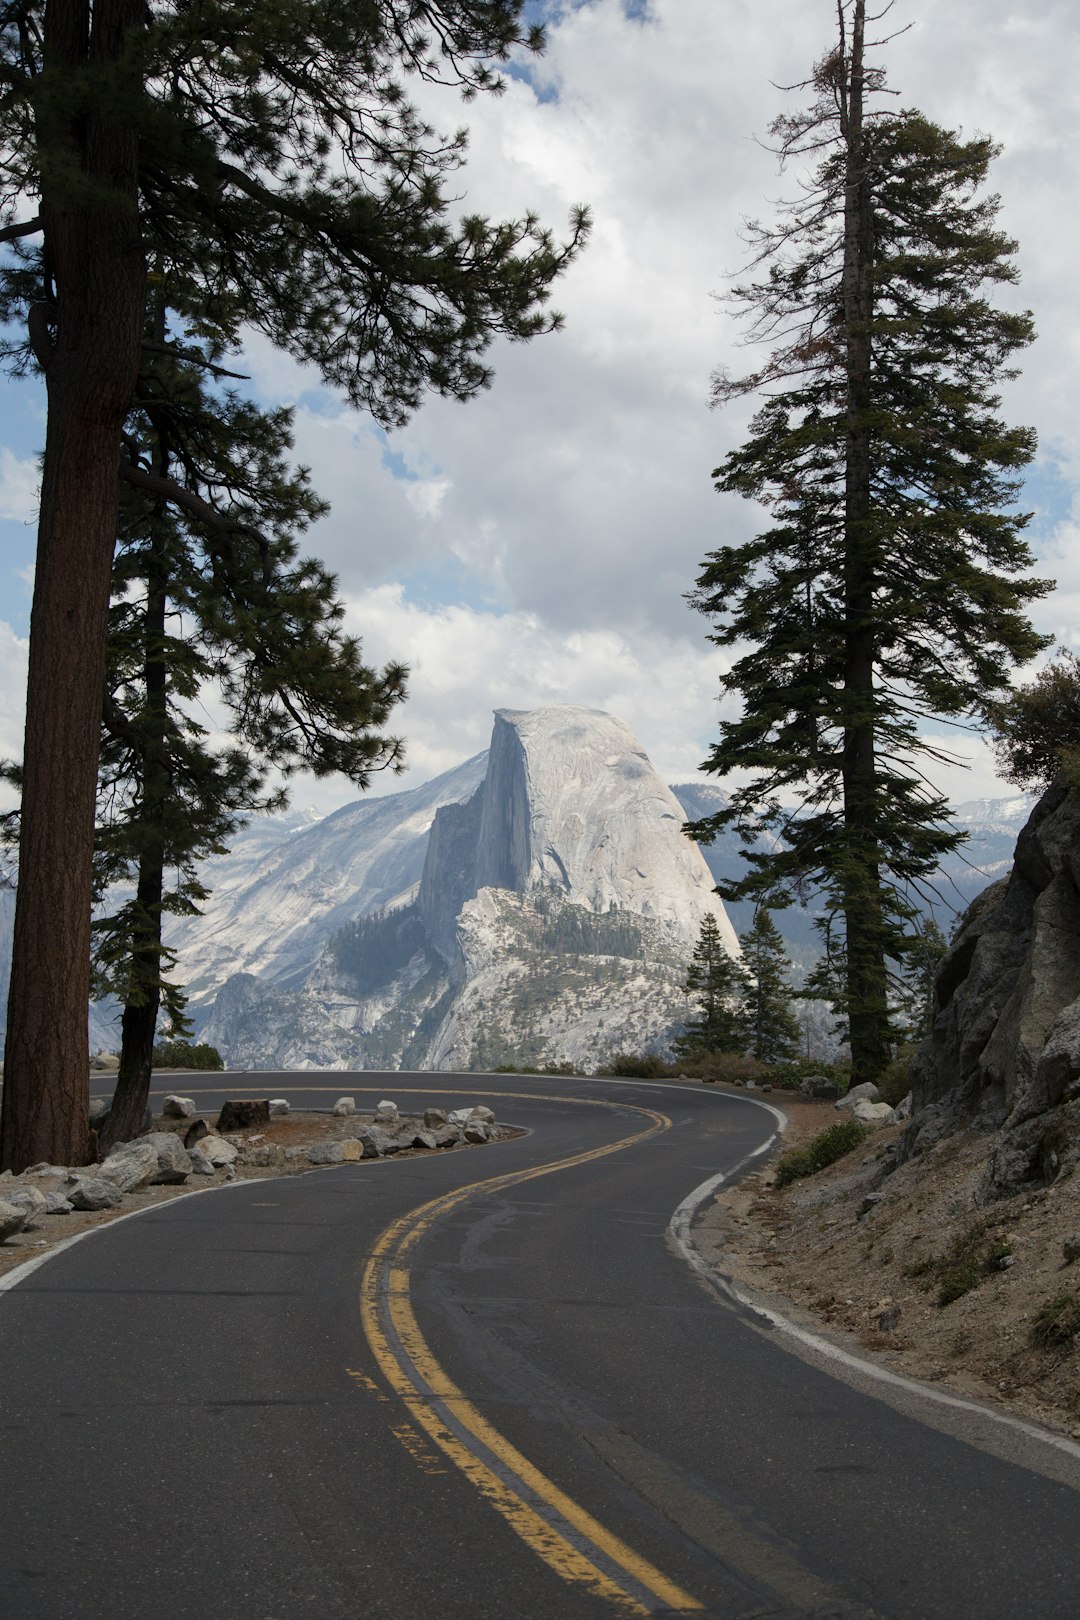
[676,914,750,1058]
[738,909,800,1064]
[688,0,1050,1086]
[0,2,588,1170]
[90,315,406,1153]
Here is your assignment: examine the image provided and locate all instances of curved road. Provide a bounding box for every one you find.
[3,1072,1080,1619]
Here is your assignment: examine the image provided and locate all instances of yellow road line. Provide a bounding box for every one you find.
[358,1104,704,1615]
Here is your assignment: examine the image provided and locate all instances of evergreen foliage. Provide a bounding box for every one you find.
[986,650,1080,792]
[327,906,427,998]
[0,0,588,1170]
[676,914,750,1057]
[738,908,801,1063]
[151,1038,223,1071]
[688,1,1050,1085]
[774,1119,870,1186]
[893,919,948,1041]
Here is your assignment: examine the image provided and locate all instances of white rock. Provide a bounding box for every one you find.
[142,1131,193,1183]
[308,1139,363,1165]
[187,1148,216,1175]
[45,1191,74,1214]
[198,1134,238,1167]
[0,1197,30,1239]
[268,1098,290,1116]
[464,1120,491,1144]
[374,1100,398,1123]
[447,1108,472,1127]
[836,1082,881,1111]
[852,1100,898,1127]
[162,1094,198,1118]
[467,1105,495,1125]
[5,1185,47,1222]
[895,1091,913,1121]
[333,1096,356,1116]
[99,1139,160,1193]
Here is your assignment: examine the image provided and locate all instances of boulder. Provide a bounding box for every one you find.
[447,1107,473,1126]
[98,1139,161,1193]
[0,1199,28,1241]
[835,1082,881,1111]
[198,1134,238,1167]
[5,1185,47,1224]
[374,1100,399,1124]
[799,1075,840,1101]
[187,1148,216,1176]
[464,1120,491,1144]
[333,1097,356,1117]
[894,1091,913,1122]
[852,1100,897,1127]
[353,1127,385,1159]
[64,1176,125,1212]
[239,1142,285,1169]
[467,1105,496,1125]
[216,1099,270,1132]
[423,1108,448,1129]
[183,1119,210,1149]
[432,1126,463,1149]
[44,1191,74,1215]
[141,1131,193,1183]
[411,1131,437,1151]
[308,1139,363,1165]
[268,1098,290,1116]
[163,1094,197,1119]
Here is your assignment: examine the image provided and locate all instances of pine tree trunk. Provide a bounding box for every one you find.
[839,0,890,1086]
[98,559,168,1156]
[0,0,145,1172]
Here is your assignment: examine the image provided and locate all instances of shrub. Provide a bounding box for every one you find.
[876,1046,916,1108]
[1031,1291,1080,1350]
[596,1052,674,1079]
[903,1220,1013,1305]
[152,1038,224,1071]
[774,1119,870,1186]
[766,1057,852,1094]
[673,1051,764,1085]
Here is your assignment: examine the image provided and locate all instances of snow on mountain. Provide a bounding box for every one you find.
[167,751,488,1005]
[203,706,737,1070]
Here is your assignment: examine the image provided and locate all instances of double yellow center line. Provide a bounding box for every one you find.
[358,1096,704,1615]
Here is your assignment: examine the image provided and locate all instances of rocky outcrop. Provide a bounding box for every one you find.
[907,780,1080,1192]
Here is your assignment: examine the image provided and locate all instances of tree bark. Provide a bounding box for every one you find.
[0,0,145,1172]
[838,0,891,1086]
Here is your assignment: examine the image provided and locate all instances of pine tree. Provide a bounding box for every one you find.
[0,3,588,1170]
[676,915,750,1058]
[738,909,801,1064]
[688,0,1050,1087]
[892,918,947,1043]
[90,313,406,1153]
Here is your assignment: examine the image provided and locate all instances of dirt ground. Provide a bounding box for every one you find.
[695,1090,1080,1441]
[0,1105,516,1284]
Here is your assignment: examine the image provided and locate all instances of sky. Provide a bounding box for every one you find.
[2,0,1079,818]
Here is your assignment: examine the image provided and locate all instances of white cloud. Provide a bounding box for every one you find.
[0,447,39,523]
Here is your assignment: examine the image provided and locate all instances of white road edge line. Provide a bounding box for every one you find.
[666,1125,1080,1467]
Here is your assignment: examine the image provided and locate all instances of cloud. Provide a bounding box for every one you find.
[0,448,39,523]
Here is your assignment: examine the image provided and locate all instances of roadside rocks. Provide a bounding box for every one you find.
[268,1099,290,1116]
[163,1094,198,1119]
[374,1100,399,1124]
[5,1185,47,1224]
[308,1140,364,1165]
[852,1100,898,1128]
[423,1108,448,1129]
[0,1199,29,1241]
[98,1140,161,1193]
[836,1083,881,1111]
[464,1120,491,1144]
[63,1175,125,1212]
[333,1097,356,1117]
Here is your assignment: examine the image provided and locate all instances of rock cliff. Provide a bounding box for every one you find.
[907,778,1080,1194]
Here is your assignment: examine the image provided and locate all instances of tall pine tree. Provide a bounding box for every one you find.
[676,914,750,1058]
[738,910,800,1064]
[90,314,406,1153]
[0,3,588,1170]
[688,0,1050,1085]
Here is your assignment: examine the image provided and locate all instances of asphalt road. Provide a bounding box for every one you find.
[3,1071,1080,1620]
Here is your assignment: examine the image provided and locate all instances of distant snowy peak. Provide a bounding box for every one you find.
[952,795,1038,834]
